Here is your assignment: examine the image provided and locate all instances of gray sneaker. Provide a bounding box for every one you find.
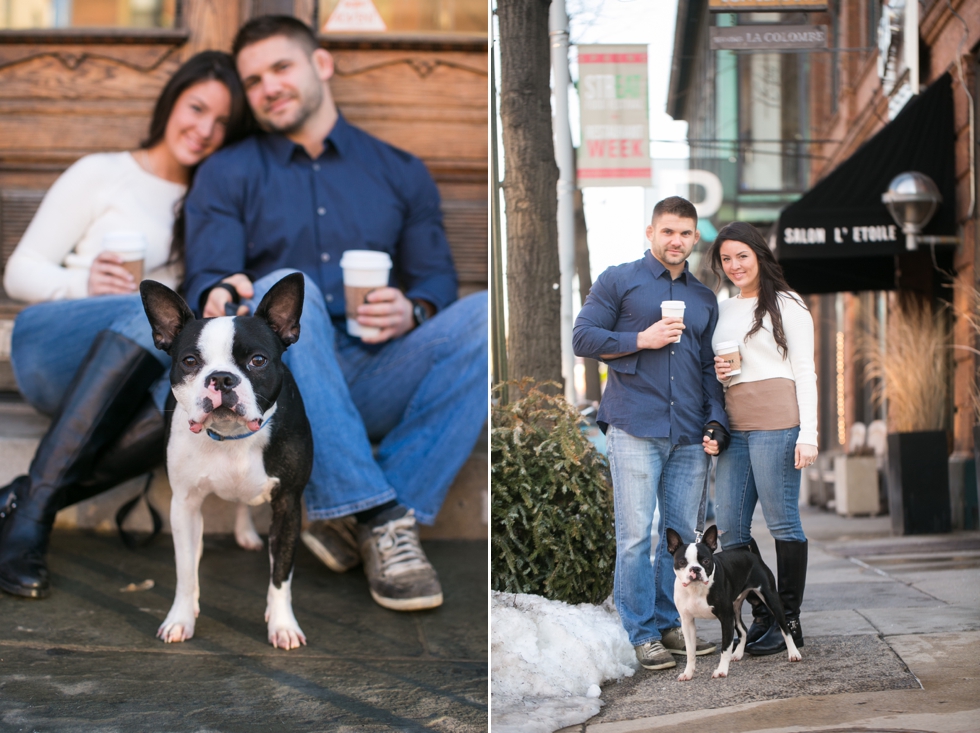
[634,641,676,670]
[661,626,717,656]
[357,507,443,611]
[302,517,361,573]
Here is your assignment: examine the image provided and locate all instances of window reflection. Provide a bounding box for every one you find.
[318,0,486,34]
[0,0,177,28]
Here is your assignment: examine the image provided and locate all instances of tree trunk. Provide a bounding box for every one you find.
[574,187,602,403]
[498,0,562,387]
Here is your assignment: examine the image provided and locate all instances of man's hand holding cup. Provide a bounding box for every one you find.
[637,318,686,350]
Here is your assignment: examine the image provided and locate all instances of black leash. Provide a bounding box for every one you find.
[694,428,715,544]
[115,472,163,549]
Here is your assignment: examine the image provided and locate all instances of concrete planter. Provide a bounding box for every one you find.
[886,431,950,535]
[833,455,879,516]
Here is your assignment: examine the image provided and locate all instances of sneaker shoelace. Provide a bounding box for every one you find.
[373,513,430,578]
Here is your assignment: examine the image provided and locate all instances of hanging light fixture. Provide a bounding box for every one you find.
[881,172,942,251]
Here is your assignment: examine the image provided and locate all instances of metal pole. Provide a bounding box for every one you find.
[550,0,576,405]
[490,43,508,404]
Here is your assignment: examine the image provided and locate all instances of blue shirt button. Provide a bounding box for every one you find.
[317,207,326,216]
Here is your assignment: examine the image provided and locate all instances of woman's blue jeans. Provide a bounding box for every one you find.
[714,427,807,547]
[11,294,171,415]
[606,426,710,647]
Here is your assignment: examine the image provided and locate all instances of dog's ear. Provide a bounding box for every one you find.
[666,528,683,556]
[141,280,195,354]
[254,273,305,348]
[702,524,719,552]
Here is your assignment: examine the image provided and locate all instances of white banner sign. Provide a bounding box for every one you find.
[577,45,652,187]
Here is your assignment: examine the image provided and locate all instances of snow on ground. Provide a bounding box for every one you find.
[491,591,638,733]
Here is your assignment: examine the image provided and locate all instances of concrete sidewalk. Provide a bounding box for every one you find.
[0,530,488,731]
[564,507,980,733]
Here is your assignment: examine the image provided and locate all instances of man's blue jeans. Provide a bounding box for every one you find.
[11,272,488,525]
[714,427,807,547]
[606,426,710,647]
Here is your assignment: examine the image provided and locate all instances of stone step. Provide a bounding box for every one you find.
[0,393,487,541]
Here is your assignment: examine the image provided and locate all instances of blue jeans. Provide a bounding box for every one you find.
[606,426,710,646]
[11,294,172,415]
[714,427,807,547]
[248,270,488,524]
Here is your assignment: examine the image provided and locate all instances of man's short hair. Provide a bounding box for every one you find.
[651,196,698,226]
[233,15,319,58]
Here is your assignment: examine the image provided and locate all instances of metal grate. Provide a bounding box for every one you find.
[442,199,487,286]
[1,190,45,274]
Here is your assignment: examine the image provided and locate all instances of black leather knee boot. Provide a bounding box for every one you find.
[743,537,772,644]
[0,331,163,598]
[746,539,807,655]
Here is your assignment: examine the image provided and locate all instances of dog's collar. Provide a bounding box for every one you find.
[206,420,269,442]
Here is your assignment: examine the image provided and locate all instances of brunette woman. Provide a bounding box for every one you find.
[0,52,252,598]
[708,221,817,655]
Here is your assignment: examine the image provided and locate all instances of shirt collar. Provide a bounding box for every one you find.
[263,112,352,165]
[644,249,690,283]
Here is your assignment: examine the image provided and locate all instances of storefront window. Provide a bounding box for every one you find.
[0,0,177,28]
[318,0,485,34]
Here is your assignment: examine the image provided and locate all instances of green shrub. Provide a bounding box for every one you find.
[491,381,616,605]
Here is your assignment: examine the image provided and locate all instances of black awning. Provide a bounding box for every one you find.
[775,73,956,293]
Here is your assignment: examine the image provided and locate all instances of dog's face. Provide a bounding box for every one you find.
[666,525,719,589]
[141,274,305,435]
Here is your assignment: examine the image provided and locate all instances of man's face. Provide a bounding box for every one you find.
[236,35,332,134]
[646,213,700,268]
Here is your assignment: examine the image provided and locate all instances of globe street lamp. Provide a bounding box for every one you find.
[881,171,942,251]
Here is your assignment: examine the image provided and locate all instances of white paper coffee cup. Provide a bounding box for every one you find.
[714,340,741,376]
[661,300,686,342]
[340,250,392,339]
[102,231,147,282]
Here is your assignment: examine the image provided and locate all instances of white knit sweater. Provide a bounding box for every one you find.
[711,292,818,446]
[3,152,184,303]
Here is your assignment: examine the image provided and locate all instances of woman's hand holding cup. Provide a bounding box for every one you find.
[88,250,138,296]
[713,354,733,380]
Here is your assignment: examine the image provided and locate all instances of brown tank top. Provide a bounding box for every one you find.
[725,378,800,432]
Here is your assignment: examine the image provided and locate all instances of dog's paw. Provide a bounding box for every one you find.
[268,622,307,650]
[157,617,195,643]
[711,668,728,679]
[732,651,743,662]
[677,670,694,682]
[788,650,802,662]
[235,527,264,551]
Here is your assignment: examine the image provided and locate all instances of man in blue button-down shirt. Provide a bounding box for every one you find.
[573,196,729,670]
[182,16,487,612]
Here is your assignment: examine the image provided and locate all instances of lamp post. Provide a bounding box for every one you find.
[881,171,942,251]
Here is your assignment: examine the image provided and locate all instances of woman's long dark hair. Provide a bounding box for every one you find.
[139,51,254,272]
[708,221,803,359]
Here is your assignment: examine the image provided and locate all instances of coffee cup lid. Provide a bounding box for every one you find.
[102,231,146,253]
[715,340,739,352]
[661,300,685,309]
[339,250,392,270]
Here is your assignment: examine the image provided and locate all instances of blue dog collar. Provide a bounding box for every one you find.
[206,419,269,442]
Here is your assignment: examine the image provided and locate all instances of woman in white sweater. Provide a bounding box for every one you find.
[0,52,252,599]
[708,221,817,657]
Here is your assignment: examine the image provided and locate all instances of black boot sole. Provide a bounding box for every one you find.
[0,573,49,599]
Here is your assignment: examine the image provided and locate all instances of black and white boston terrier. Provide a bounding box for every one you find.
[140,273,313,650]
[666,525,802,680]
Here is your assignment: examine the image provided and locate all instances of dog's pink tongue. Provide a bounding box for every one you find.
[189,420,203,433]
[207,384,222,410]
[247,419,262,432]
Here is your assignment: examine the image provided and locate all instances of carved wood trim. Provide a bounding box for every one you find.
[319,32,487,52]
[333,55,486,79]
[0,45,183,74]
[0,29,189,45]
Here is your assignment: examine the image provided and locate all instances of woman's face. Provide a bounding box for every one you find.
[719,239,760,294]
[164,79,232,168]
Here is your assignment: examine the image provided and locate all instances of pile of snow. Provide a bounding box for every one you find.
[491,591,637,733]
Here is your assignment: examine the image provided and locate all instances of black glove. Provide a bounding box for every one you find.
[703,421,731,454]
